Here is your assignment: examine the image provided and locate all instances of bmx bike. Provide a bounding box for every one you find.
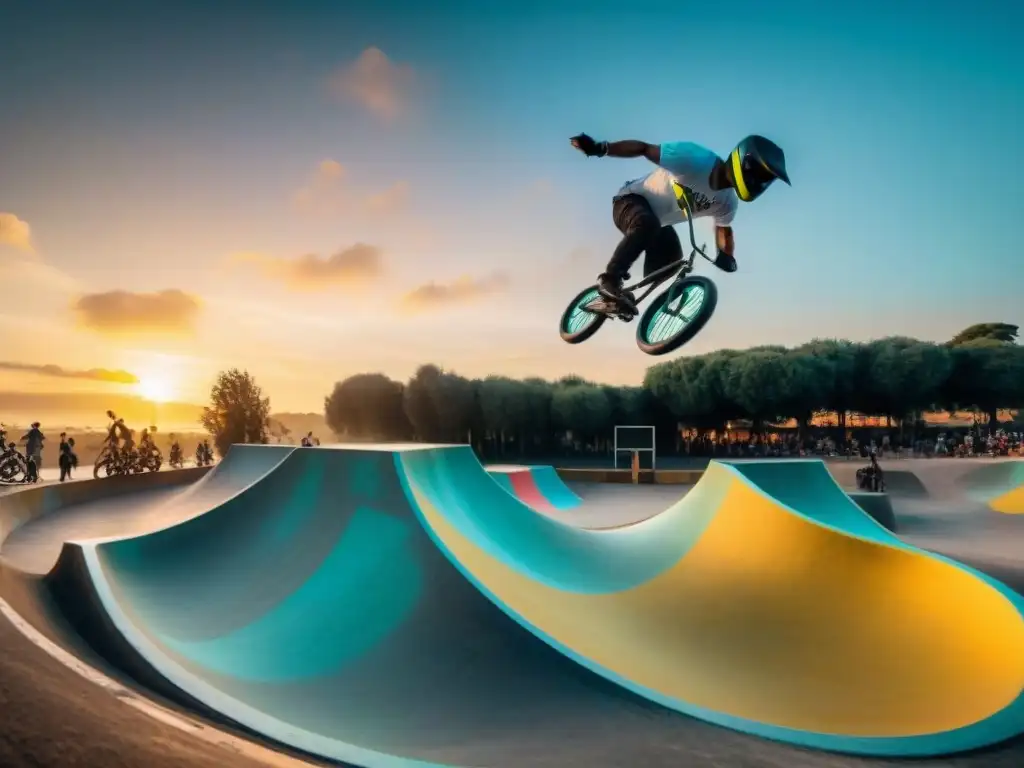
[93,443,144,478]
[0,448,31,484]
[559,181,719,356]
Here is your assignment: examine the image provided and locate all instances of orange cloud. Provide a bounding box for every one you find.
[232,243,385,292]
[292,159,347,214]
[291,159,411,218]
[330,47,415,121]
[73,289,202,336]
[0,360,139,384]
[0,212,34,253]
[364,179,410,215]
[399,273,510,314]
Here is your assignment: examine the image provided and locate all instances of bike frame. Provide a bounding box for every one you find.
[587,185,715,316]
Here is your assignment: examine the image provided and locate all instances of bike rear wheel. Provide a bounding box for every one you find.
[635,275,718,356]
[1,456,25,483]
[93,446,113,478]
[559,285,607,344]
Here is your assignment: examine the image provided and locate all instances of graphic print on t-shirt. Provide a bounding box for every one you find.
[614,142,738,227]
[673,182,717,217]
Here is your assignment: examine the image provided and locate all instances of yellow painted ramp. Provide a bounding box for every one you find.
[399,452,1024,757]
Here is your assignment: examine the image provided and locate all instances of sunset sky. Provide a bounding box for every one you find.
[1,0,1019,423]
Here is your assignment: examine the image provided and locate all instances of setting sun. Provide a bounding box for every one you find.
[137,375,174,403]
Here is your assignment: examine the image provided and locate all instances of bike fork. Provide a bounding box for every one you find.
[663,281,685,316]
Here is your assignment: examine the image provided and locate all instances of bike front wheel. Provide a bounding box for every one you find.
[635,275,718,356]
[94,457,118,478]
[559,285,607,344]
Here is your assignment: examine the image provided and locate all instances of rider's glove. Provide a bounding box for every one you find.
[570,133,608,158]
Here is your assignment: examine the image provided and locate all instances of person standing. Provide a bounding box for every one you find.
[22,421,45,479]
[58,433,77,482]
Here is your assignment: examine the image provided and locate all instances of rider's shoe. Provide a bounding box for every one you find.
[597,273,625,301]
[713,252,738,273]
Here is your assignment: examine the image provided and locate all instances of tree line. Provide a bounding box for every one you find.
[317,323,1024,458]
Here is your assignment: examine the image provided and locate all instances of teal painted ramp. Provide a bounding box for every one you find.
[49,447,722,768]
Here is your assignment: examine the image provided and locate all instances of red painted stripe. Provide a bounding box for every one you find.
[506,470,557,514]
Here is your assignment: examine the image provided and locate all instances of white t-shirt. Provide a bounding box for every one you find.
[614,141,737,227]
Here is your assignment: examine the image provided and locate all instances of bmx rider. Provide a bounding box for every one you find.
[569,133,790,301]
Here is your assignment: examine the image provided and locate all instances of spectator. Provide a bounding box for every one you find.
[22,421,45,473]
[58,433,77,482]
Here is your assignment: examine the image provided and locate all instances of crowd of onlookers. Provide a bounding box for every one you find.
[678,428,1023,460]
[2,416,322,486]
[913,431,1021,458]
[1,423,79,483]
[1,412,220,484]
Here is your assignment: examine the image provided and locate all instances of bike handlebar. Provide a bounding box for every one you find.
[612,183,719,295]
[675,190,714,264]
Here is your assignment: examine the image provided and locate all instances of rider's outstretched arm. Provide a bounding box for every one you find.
[605,140,661,164]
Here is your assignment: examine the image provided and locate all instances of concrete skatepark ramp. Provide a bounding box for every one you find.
[487,464,581,512]
[959,461,1024,514]
[12,448,1024,767]
[828,459,1024,513]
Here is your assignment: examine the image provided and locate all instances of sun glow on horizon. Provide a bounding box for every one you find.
[125,350,190,405]
[136,374,175,403]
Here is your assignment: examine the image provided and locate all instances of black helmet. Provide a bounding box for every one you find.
[729,135,790,202]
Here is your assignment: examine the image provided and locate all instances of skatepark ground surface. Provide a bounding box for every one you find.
[0,453,1022,768]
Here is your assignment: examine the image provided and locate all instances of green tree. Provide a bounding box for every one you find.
[477,376,530,456]
[604,385,649,426]
[643,359,689,416]
[792,339,863,434]
[723,349,793,432]
[948,323,1019,347]
[432,370,478,444]
[403,364,477,443]
[644,350,743,431]
[403,364,442,441]
[324,373,411,440]
[942,342,1024,429]
[550,383,612,446]
[647,357,705,418]
[861,337,953,440]
[521,378,554,455]
[694,350,746,426]
[554,374,591,389]
[200,368,272,457]
[778,349,832,439]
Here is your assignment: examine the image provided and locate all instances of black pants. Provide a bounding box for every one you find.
[605,194,682,280]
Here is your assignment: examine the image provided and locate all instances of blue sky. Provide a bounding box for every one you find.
[0,0,1020,410]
